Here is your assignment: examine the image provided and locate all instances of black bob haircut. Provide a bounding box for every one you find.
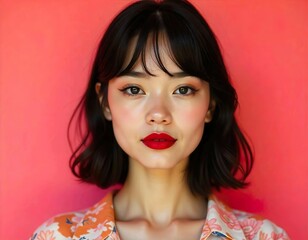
[68,0,253,198]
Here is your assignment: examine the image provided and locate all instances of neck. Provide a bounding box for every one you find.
[114,159,207,228]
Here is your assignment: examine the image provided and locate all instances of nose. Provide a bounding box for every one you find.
[145,96,172,125]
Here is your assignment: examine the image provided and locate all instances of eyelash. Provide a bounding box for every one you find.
[120,86,145,96]
[119,85,198,96]
[173,86,197,95]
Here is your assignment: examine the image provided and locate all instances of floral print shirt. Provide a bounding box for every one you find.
[30,192,289,240]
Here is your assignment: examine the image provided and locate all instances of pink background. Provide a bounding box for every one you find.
[1,0,307,239]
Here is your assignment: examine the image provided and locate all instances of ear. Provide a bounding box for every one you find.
[95,83,103,103]
[204,100,216,123]
[95,82,112,121]
[103,106,112,121]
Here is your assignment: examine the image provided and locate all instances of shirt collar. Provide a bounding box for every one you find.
[74,192,246,240]
[201,195,246,239]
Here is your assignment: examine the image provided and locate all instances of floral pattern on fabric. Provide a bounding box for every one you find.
[259,231,290,240]
[36,230,56,240]
[240,218,263,239]
[30,192,289,240]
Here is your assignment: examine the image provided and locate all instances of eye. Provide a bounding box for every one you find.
[120,86,145,96]
[173,86,197,95]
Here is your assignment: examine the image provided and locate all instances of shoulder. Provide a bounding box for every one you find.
[30,210,88,240]
[205,195,290,240]
[30,192,116,240]
[233,209,290,239]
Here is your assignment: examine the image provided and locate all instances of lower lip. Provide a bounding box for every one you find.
[142,140,176,150]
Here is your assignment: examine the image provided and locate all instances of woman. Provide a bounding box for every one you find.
[31,1,289,239]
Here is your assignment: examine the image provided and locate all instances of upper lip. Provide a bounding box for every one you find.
[142,133,176,142]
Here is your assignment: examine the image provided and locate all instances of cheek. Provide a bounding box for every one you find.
[108,95,143,136]
[176,101,209,149]
[111,102,143,124]
[109,103,136,151]
[108,89,134,120]
[177,102,208,127]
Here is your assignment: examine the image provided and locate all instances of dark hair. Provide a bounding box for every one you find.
[68,0,253,198]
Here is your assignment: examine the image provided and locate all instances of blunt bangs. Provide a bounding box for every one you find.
[99,0,224,83]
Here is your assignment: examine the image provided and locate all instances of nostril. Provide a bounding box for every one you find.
[146,109,172,125]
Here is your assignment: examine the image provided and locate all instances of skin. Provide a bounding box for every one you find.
[96,41,215,240]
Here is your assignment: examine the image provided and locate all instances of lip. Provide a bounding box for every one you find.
[141,133,177,150]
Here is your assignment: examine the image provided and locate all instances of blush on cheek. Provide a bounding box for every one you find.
[115,107,131,117]
[182,108,208,125]
[110,99,134,118]
[110,105,140,134]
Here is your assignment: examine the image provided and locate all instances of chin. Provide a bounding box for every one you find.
[144,164,178,169]
[138,158,187,170]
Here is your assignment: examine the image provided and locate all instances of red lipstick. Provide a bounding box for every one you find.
[142,133,176,150]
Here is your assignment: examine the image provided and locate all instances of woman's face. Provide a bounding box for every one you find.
[101,44,214,170]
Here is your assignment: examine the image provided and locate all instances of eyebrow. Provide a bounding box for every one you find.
[123,71,191,78]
